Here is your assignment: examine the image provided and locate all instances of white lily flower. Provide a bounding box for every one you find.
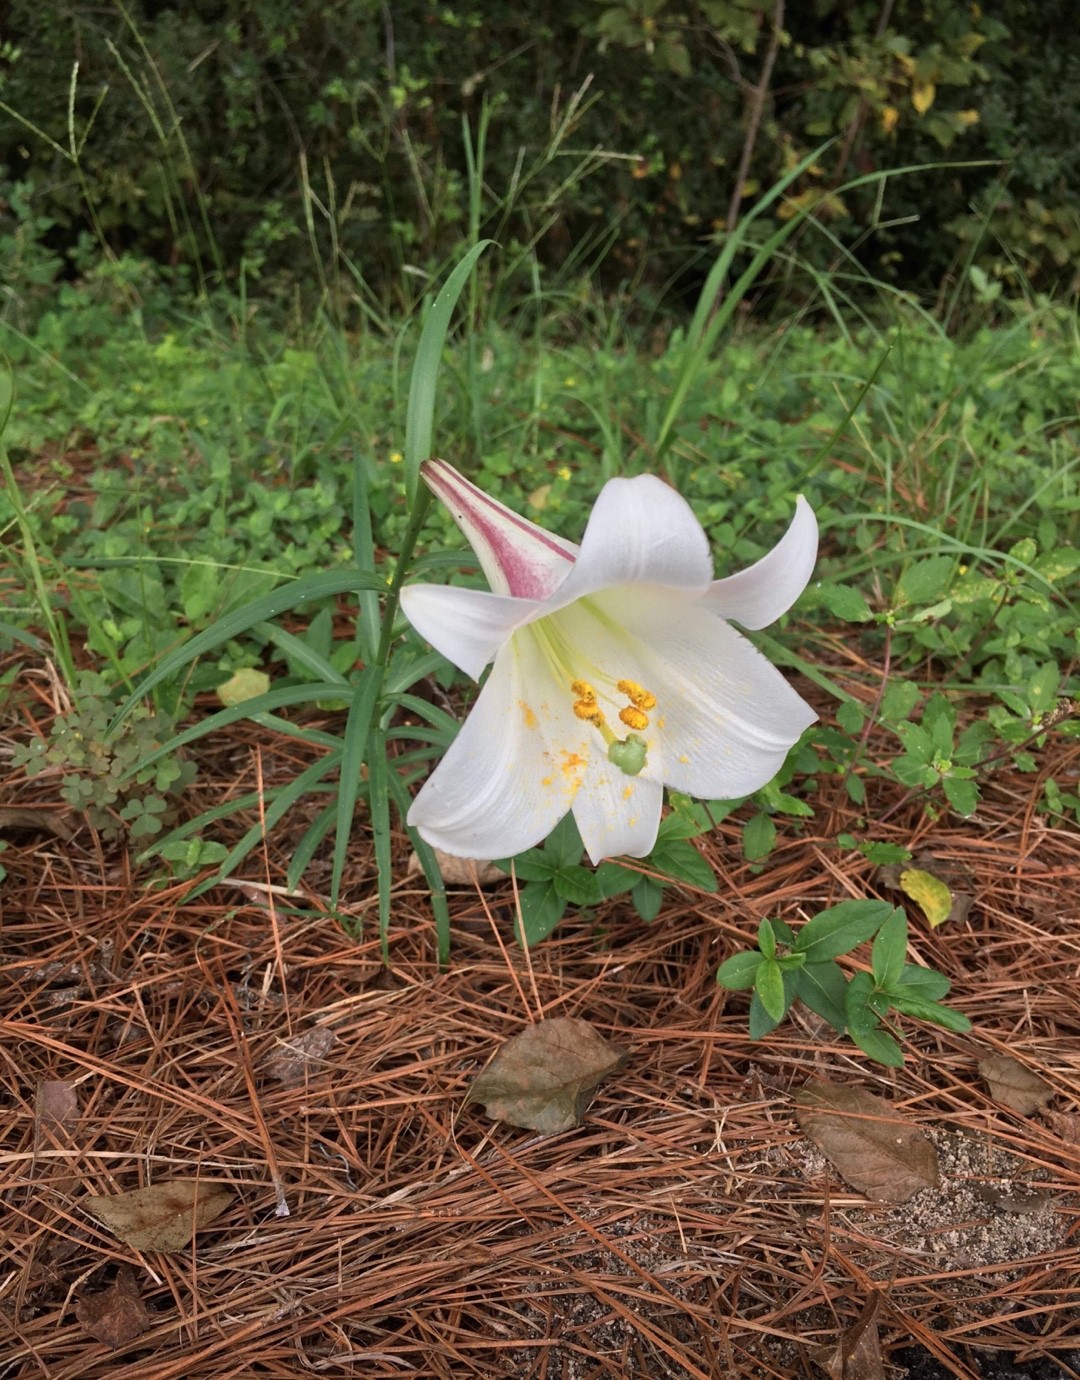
[402,459,818,865]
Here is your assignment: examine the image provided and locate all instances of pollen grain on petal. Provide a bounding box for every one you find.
[519,700,538,729]
[622,784,634,800]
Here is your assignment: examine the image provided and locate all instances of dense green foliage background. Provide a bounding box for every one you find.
[2,0,1078,314]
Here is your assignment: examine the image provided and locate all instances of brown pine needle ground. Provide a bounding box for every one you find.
[3,652,1080,1380]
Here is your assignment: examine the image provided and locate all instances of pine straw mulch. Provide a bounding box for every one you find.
[3,662,1080,1380]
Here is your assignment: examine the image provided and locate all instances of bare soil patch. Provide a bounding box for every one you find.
[3,656,1080,1379]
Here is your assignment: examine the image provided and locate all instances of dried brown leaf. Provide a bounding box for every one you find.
[1043,1109,1080,1144]
[466,1017,628,1134]
[979,1055,1054,1115]
[809,1292,884,1380]
[83,1181,233,1252]
[265,1026,338,1087]
[36,1079,78,1136]
[407,848,503,886]
[75,1267,151,1348]
[794,1079,940,1203]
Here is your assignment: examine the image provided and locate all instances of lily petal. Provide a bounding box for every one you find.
[422,459,577,600]
[626,590,817,798]
[555,475,713,602]
[400,582,542,680]
[703,496,817,629]
[406,635,581,858]
[573,756,664,864]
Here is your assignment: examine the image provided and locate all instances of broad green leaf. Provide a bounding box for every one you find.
[896,555,954,607]
[716,951,764,991]
[632,875,664,922]
[793,900,894,962]
[818,583,873,623]
[553,865,603,907]
[742,811,776,861]
[849,1025,905,1067]
[514,879,567,945]
[871,908,907,988]
[795,961,848,1032]
[942,775,979,816]
[755,959,786,1022]
[650,837,717,891]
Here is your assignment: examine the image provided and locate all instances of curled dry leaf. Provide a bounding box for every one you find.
[265,1025,338,1087]
[407,848,503,887]
[809,1291,885,1380]
[466,1017,628,1134]
[76,1266,151,1349]
[794,1079,940,1204]
[83,1180,233,1252]
[978,1055,1054,1115]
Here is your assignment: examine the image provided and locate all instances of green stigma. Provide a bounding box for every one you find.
[607,733,648,776]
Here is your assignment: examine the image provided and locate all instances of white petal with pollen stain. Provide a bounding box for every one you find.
[407,635,577,859]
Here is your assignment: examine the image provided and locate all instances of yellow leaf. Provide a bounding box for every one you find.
[956,108,981,127]
[881,105,899,135]
[217,667,271,706]
[527,483,552,512]
[912,82,936,115]
[899,868,953,928]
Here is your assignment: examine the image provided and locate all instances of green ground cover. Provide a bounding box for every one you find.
[2,247,1078,1058]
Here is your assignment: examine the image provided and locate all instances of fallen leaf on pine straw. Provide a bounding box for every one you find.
[82,1180,233,1252]
[809,1291,885,1380]
[978,1054,1054,1115]
[265,1024,338,1087]
[794,1079,940,1203]
[75,1267,151,1348]
[36,1079,78,1137]
[466,1016,628,1134]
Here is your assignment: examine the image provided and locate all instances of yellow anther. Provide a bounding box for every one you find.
[573,700,603,723]
[617,679,657,711]
[619,705,649,731]
[570,679,596,700]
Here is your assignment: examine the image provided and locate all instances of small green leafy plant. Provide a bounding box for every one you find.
[499,805,718,945]
[717,900,971,1066]
[11,671,196,842]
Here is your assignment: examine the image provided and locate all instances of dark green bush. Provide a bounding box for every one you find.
[1,0,1076,311]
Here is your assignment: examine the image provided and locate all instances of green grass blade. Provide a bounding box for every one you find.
[385,766,450,968]
[111,568,384,728]
[404,240,496,506]
[367,723,393,962]
[186,751,343,899]
[330,667,381,908]
[118,683,354,780]
[254,620,350,685]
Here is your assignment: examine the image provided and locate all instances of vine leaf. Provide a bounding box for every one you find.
[794,1079,940,1203]
[466,1017,628,1134]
